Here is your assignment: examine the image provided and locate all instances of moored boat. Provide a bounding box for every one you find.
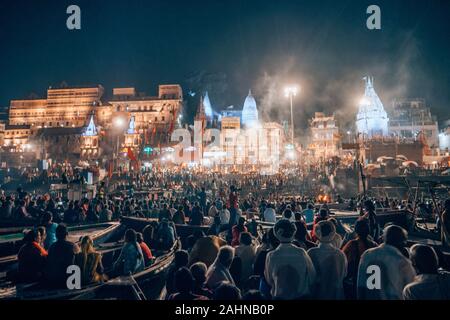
[0,222,124,271]
[0,239,180,300]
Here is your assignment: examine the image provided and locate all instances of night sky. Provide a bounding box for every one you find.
[0,0,449,132]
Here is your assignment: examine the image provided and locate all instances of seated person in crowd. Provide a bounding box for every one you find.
[213,282,242,300]
[136,232,154,266]
[166,250,189,296]
[45,224,80,287]
[403,244,450,300]
[167,267,209,300]
[190,262,213,298]
[114,229,145,276]
[206,246,236,290]
[75,236,106,285]
[17,229,48,282]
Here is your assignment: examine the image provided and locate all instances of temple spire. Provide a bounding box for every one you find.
[356,76,389,137]
[203,91,213,120]
[83,114,98,136]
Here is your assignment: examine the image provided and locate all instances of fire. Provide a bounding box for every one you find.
[317,194,330,203]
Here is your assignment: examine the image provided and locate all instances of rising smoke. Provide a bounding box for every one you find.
[251,33,422,144]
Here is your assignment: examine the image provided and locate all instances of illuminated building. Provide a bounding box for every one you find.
[3,125,31,152]
[241,90,259,129]
[2,84,182,158]
[108,85,182,140]
[196,92,287,170]
[389,98,439,148]
[356,76,389,138]
[9,85,107,128]
[80,114,99,159]
[123,115,141,153]
[308,112,341,160]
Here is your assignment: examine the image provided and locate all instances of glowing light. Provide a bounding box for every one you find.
[242,90,259,128]
[285,144,294,150]
[284,85,298,98]
[114,117,125,128]
[359,97,368,105]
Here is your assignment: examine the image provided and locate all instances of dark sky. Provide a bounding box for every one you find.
[0,0,449,131]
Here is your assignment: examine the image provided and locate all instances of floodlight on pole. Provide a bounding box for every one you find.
[284,85,299,146]
[114,117,125,128]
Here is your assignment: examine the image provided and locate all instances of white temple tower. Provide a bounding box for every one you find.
[80,114,99,159]
[203,91,213,122]
[242,90,259,128]
[356,76,389,138]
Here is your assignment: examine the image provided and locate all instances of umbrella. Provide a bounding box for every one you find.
[402,161,418,167]
[377,156,395,163]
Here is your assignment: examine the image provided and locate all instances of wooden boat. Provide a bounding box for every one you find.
[0,239,180,300]
[0,222,124,271]
[120,216,211,238]
[0,243,124,300]
[0,219,39,229]
[122,216,274,234]
[71,240,180,300]
[329,209,411,230]
[0,220,122,236]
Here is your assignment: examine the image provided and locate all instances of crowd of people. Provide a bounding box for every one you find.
[160,196,450,300]
[2,168,450,300]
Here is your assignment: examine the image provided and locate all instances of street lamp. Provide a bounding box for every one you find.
[113,117,125,129]
[284,85,299,145]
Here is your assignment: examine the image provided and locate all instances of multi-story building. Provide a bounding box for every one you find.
[9,85,107,128]
[108,85,182,138]
[388,98,439,148]
[194,93,287,170]
[3,125,32,152]
[308,112,341,160]
[2,84,183,157]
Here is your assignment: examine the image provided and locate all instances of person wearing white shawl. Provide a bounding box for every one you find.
[307,220,347,299]
[264,219,316,299]
[205,245,235,290]
[357,225,415,300]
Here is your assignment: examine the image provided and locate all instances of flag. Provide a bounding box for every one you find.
[127,147,137,163]
[108,160,113,178]
[127,147,140,171]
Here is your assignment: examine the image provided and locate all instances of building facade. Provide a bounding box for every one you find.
[308,112,341,160]
[2,84,183,160]
[356,77,389,138]
[388,99,439,148]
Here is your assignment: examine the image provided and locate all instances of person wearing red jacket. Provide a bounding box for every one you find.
[17,229,48,282]
[136,232,154,266]
[231,217,247,247]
